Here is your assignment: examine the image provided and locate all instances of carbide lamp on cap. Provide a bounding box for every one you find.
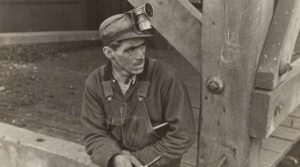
[98,3,153,46]
[130,3,153,32]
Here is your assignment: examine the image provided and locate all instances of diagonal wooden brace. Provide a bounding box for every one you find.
[128,0,202,72]
[255,0,300,90]
[250,58,300,138]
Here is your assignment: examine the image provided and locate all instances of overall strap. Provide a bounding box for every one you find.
[137,81,150,101]
[137,58,155,100]
[100,65,114,101]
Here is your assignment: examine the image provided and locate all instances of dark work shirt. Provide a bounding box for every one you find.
[81,58,195,167]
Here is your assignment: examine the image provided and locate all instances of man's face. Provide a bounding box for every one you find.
[109,38,146,76]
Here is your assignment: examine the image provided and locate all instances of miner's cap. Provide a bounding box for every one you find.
[99,13,153,46]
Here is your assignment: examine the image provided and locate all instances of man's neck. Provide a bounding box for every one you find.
[112,68,136,95]
[112,68,134,85]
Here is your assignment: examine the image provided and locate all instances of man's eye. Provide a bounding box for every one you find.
[127,49,134,53]
[126,45,145,54]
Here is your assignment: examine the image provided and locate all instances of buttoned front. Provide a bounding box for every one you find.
[81,58,195,167]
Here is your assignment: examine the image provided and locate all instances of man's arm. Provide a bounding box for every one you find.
[132,75,196,166]
[81,79,122,167]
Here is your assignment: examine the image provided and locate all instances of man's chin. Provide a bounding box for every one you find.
[132,67,144,75]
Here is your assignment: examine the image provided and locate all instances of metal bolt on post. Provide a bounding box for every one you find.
[206,76,225,94]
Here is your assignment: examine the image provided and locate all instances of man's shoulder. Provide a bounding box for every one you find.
[85,66,104,87]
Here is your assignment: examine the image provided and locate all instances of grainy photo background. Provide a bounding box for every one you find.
[0,0,300,167]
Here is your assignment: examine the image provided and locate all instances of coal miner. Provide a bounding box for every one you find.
[81,5,195,167]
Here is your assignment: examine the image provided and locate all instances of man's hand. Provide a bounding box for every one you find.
[113,150,143,167]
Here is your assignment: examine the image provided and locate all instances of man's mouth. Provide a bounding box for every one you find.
[133,60,144,67]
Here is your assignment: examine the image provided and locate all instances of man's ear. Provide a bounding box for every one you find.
[103,46,114,59]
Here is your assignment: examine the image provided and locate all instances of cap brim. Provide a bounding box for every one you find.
[113,30,153,43]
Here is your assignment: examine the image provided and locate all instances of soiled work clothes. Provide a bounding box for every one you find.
[81,58,195,167]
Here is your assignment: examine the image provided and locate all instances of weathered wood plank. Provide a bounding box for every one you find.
[255,0,300,89]
[259,117,300,167]
[271,126,300,142]
[262,137,293,154]
[128,0,202,72]
[259,149,283,167]
[289,105,300,118]
[281,117,293,127]
[281,116,300,130]
[250,58,300,138]
[281,105,300,129]
[261,108,300,167]
[199,0,274,166]
[290,117,300,129]
[260,125,300,167]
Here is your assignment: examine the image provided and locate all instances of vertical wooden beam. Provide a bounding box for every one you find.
[199,0,274,167]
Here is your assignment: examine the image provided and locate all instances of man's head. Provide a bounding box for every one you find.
[99,13,152,46]
[99,13,153,77]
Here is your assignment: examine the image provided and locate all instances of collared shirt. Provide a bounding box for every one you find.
[112,70,136,95]
[81,58,195,167]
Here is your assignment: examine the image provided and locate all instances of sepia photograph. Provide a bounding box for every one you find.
[0,0,300,167]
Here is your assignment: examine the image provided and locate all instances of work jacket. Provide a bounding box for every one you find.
[81,58,195,167]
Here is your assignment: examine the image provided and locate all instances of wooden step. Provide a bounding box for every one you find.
[259,107,300,167]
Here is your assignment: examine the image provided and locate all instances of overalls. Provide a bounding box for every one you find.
[100,62,161,152]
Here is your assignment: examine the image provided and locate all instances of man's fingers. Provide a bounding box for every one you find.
[129,156,143,167]
[125,160,133,167]
[113,154,134,167]
[119,150,143,167]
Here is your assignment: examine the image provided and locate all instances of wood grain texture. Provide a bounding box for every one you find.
[128,0,202,72]
[281,117,293,127]
[278,107,300,129]
[199,0,274,167]
[250,58,300,138]
[259,149,283,167]
[289,105,300,117]
[271,126,300,142]
[290,117,300,129]
[255,0,300,90]
[259,112,300,167]
[262,137,293,154]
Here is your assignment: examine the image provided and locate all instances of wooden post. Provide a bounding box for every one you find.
[199,0,274,167]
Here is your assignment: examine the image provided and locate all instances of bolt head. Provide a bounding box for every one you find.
[206,76,225,94]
